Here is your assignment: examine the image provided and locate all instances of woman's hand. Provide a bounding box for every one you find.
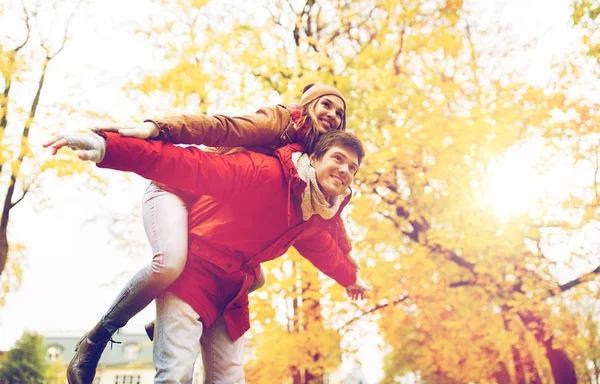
[91,122,159,139]
[43,133,106,162]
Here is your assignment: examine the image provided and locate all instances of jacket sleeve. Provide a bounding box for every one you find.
[96,132,259,197]
[145,105,293,146]
[293,229,358,288]
[327,215,352,255]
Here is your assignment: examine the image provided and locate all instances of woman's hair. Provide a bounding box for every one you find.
[295,97,345,154]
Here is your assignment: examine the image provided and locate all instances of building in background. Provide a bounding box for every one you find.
[44,331,157,384]
[41,331,365,383]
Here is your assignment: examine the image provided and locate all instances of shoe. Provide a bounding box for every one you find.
[67,321,116,384]
[144,320,155,341]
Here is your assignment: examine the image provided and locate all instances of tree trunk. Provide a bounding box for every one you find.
[513,345,526,384]
[0,224,8,284]
[526,355,542,384]
[0,69,15,279]
[519,312,577,384]
[302,275,324,384]
[493,361,511,384]
[0,56,47,280]
[292,367,301,384]
[304,369,323,384]
[0,81,11,150]
[0,168,18,279]
[545,346,577,384]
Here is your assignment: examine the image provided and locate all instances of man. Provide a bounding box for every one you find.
[46,129,369,383]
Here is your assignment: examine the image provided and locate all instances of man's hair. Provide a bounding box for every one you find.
[311,130,365,165]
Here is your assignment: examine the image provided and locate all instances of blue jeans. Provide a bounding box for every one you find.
[154,292,245,383]
[101,183,188,333]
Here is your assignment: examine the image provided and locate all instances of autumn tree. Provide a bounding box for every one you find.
[126,0,600,382]
[244,251,350,384]
[344,1,599,383]
[0,0,88,305]
[573,0,600,63]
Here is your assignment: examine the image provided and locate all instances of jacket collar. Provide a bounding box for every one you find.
[274,143,306,198]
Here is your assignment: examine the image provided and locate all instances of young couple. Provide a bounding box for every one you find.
[45,83,370,383]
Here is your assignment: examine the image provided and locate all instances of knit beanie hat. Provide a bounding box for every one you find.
[299,83,347,130]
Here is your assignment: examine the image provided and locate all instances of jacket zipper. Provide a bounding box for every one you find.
[287,168,293,227]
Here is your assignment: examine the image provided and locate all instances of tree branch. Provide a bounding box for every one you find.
[449,280,476,288]
[14,0,32,52]
[10,187,29,209]
[393,27,407,75]
[45,0,83,59]
[336,295,410,331]
[558,264,600,293]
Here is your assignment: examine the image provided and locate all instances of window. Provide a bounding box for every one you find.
[123,343,140,361]
[114,376,140,384]
[46,345,63,361]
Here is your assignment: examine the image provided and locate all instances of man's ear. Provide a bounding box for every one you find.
[309,153,318,167]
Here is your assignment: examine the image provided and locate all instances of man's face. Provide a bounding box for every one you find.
[309,146,359,198]
[313,96,345,133]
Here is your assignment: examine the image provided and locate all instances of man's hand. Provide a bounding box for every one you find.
[91,122,159,139]
[345,276,371,301]
[43,133,106,162]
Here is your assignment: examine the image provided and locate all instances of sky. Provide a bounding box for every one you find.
[0,0,582,382]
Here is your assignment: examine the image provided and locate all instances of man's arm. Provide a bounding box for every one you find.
[294,230,358,286]
[294,231,369,300]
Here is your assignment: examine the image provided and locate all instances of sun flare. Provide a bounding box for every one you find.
[483,140,584,220]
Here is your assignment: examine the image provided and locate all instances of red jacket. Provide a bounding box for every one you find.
[97,132,358,340]
[149,105,354,256]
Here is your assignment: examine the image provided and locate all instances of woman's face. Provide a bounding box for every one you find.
[313,96,345,133]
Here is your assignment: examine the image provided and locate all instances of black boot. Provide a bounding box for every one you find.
[67,321,115,384]
[144,320,155,341]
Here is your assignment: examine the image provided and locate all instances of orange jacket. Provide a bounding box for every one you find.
[147,105,298,150]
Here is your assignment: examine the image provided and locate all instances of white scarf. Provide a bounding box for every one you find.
[291,152,350,221]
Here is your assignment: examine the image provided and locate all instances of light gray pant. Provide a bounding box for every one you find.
[102,183,244,382]
[154,292,245,383]
[101,183,188,333]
